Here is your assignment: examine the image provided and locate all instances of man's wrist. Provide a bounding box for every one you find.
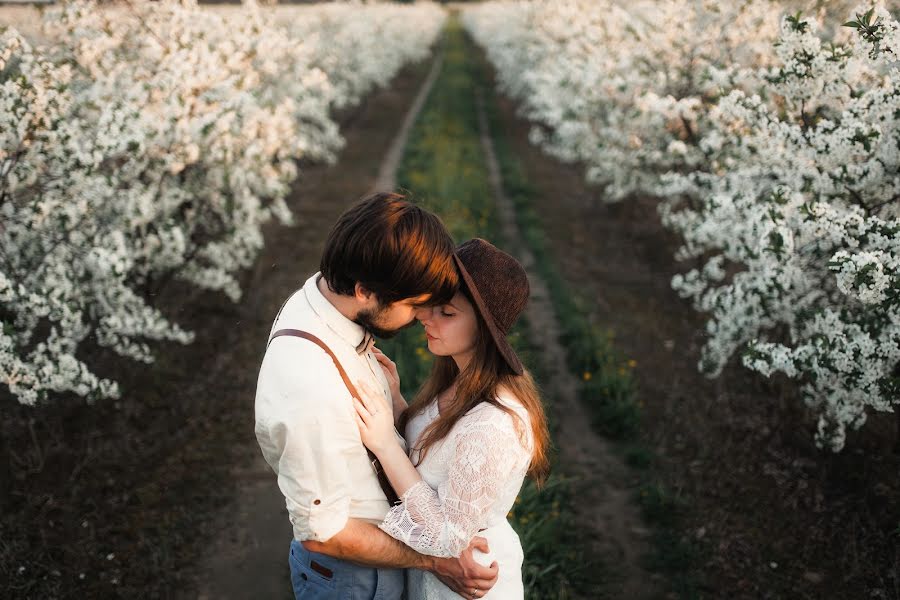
[422,554,441,573]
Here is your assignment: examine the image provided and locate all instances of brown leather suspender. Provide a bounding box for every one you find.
[267,328,402,506]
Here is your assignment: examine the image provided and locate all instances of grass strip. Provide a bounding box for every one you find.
[378,17,588,599]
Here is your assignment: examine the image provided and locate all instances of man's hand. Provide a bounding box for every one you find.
[430,537,499,599]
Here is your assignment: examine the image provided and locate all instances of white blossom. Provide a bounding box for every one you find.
[1,1,446,405]
[465,1,900,451]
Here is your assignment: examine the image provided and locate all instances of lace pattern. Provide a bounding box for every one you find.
[378,404,531,558]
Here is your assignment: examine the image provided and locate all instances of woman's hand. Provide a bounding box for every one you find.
[353,378,399,456]
[372,346,400,399]
[372,346,407,414]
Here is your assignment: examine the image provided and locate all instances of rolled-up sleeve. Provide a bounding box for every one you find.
[255,343,359,542]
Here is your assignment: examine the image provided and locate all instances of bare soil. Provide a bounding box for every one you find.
[489,89,900,599]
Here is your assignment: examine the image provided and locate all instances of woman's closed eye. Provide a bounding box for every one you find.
[440,310,455,317]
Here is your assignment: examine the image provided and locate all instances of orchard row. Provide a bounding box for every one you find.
[463,1,900,451]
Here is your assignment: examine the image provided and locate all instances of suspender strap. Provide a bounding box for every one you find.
[267,328,402,506]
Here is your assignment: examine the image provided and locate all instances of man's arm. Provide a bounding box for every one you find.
[301,518,429,569]
[302,518,499,595]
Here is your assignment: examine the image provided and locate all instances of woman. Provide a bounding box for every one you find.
[352,238,551,599]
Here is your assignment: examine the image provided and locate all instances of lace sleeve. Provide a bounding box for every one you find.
[378,406,530,558]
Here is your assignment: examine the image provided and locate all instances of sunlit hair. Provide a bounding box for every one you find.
[398,281,552,487]
[320,191,458,307]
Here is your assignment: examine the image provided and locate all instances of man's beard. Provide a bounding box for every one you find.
[354,304,418,339]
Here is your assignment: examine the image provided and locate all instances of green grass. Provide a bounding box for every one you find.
[378,17,589,600]
[474,29,711,599]
[476,75,641,442]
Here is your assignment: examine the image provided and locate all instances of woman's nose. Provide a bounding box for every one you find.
[414,306,432,323]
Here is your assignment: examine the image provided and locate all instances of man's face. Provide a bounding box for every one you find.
[355,292,433,339]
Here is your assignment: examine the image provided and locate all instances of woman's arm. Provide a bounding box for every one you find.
[374,441,424,497]
[354,387,529,559]
[382,411,528,558]
[352,381,422,497]
[351,380,504,591]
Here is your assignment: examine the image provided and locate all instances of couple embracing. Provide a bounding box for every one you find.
[255,192,551,599]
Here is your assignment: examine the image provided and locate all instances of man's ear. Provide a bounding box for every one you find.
[354,282,375,303]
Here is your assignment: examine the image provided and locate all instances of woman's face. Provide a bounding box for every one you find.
[415,291,478,359]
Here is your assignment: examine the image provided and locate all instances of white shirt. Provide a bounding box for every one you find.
[254,272,407,542]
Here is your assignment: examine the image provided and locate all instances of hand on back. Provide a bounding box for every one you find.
[432,536,499,598]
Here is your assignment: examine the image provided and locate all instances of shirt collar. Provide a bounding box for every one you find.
[304,272,375,354]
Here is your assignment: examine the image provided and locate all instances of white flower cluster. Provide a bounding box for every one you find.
[465,1,900,452]
[462,0,781,201]
[1,0,446,406]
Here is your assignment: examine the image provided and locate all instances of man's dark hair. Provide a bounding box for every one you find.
[320,192,458,306]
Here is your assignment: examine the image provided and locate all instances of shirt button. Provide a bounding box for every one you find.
[313,499,321,505]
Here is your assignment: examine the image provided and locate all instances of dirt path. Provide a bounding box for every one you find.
[184,52,440,600]
[371,51,444,194]
[474,89,661,599]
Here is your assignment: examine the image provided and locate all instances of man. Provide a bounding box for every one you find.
[255,192,499,599]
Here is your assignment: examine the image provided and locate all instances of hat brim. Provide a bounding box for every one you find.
[452,253,525,376]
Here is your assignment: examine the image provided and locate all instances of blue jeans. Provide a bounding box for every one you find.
[289,539,405,600]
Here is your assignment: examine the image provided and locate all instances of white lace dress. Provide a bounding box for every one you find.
[379,395,532,599]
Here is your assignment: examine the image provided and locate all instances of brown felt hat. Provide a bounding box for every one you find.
[452,238,529,375]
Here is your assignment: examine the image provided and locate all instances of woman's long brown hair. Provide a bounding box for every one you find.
[397,284,551,487]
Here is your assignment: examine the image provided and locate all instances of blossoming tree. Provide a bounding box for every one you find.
[465,0,900,451]
[0,0,445,406]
